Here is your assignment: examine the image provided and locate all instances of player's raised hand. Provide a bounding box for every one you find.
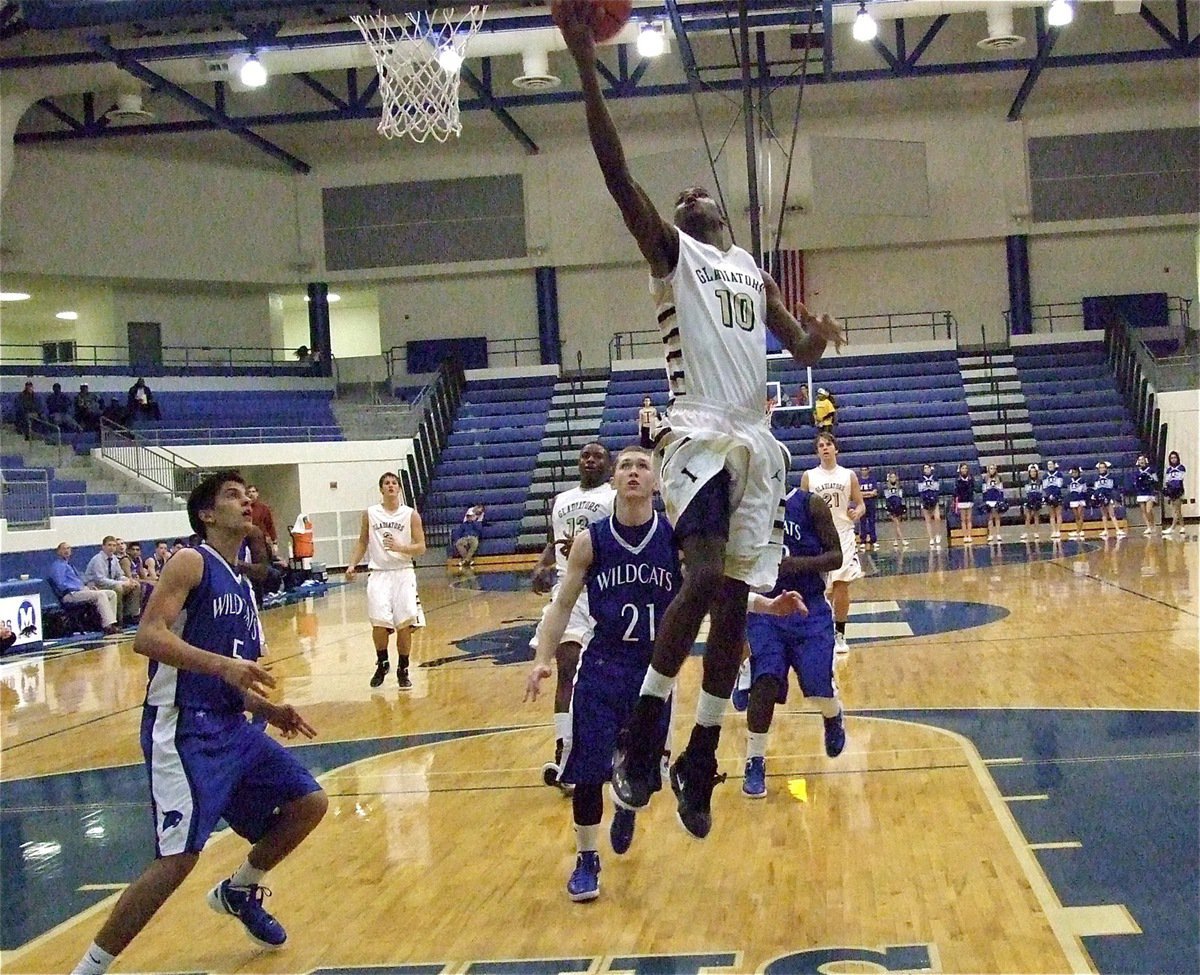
[762,590,808,618]
[221,656,276,696]
[554,1,598,53]
[803,311,846,353]
[531,565,556,595]
[266,703,317,740]
[524,662,554,702]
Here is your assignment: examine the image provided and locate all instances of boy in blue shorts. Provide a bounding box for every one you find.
[742,487,847,799]
[71,471,326,975]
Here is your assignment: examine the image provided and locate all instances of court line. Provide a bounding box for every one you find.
[1044,559,1198,616]
[1031,841,1083,850]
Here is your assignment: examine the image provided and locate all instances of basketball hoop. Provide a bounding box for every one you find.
[351,5,487,143]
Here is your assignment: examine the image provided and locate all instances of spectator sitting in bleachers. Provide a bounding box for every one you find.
[47,542,121,635]
[450,503,486,568]
[13,380,45,439]
[101,397,129,428]
[83,535,141,624]
[126,378,163,422]
[125,541,156,603]
[74,384,102,431]
[795,383,810,407]
[152,539,171,574]
[46,382,82,433]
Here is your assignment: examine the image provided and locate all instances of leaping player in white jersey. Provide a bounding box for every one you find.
[801,433,865,655]
[345,471,426,691]
[557,3,845,840]
[530,441,615,790]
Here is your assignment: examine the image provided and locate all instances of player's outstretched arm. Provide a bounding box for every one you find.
[763,270,845,366]
[749,590,808,617]
[524,529,595,701]
[134,548,276,698]
[557,2,677,277]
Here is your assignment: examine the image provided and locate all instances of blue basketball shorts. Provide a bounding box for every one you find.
[745,599,835,702]
[141,706,321,857]
[561,651,670,788]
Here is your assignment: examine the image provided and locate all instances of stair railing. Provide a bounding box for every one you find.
[400,358,465,537]
[25,416,65,466]
[99,418,207,499]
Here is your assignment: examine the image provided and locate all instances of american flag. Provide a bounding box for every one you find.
[764,249,806,354]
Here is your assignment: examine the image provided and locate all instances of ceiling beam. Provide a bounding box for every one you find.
[1008,11,1060,121]
[458,65,538,154]
[84,34,311,173]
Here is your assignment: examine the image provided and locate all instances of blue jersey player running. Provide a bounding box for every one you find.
[741,488,847,798]
[71,471,326,975]
[526,447,802,901]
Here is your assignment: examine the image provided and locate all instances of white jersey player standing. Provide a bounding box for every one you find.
[530,441,615,789]
[345,471,426,690]
[801,433,864,655]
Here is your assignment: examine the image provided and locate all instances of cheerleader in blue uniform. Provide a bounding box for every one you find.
[1132,454,1159,535]
[917,464,942,547]
[953,463,976,543]
[883,471,908,548]
[1020,464,1044,540]
[1163,450,1186,536]
[981,465,1006,542]
[857,466,879,551]
[1043,460,1065,539]
[1067,466,1089,537]
[1092,461,1124,538]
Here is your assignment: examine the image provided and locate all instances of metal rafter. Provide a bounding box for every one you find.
[1008,10,1060,121]
[458,64,538,154]
[85,34,311,172]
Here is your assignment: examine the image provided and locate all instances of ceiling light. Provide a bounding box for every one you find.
[852,3,878,43]
[303,293,341,303]
[55,311,79,320]
[437,44,463,73]
[1047,0,1073,27]
[0,292,31,301]
[239,54,268,88]
[637,22,666,58]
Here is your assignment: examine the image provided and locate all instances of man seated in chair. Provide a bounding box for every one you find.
[47,542,121,635]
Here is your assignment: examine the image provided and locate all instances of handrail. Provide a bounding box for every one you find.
[99,418,208,498]
[24,415,65,466]
[127,424,342,446]
[609,309,957,364]
[400,358,466,519]
[0,468,51,528]
[1003,295,1193,343]
[0,343,302,368]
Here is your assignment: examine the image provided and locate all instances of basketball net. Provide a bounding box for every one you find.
[351,5,487,143]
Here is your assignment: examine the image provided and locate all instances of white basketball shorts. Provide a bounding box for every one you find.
[367,568,422,630]
[656,399,791,592]
[529,584,593,652]
[827,528,864,585]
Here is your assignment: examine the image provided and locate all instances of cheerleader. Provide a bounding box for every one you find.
[1093,461,1124,538]
[883,471,908,547]
[981,465,1006,542]
[858,466,879,551]
[1043,459,1065,539]
[917,464,942,547]
[1020,464,1045,539]
[1067,466,1089,537]
[1132,454,1159,534]
[954,463,976,543]
[1163,450,1186,535]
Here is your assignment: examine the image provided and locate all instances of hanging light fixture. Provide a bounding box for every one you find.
[437,43,463,72]
[1047,0,1074,27]
[239,53,268,88]
[636,21,666,58]
[852,2,878,43]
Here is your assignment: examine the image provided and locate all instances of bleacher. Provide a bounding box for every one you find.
[769,348,977,485]
[1013,342,1144,473]
[0,454,132,517]
[123,389,342,446]
[424,374,556,558]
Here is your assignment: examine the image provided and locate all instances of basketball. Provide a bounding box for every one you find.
[550,0,634,44]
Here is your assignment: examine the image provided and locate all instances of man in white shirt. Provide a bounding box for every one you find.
[83,535,141,623]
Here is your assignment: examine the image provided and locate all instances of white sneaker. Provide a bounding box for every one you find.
[929,538,936,547]
[893,539,900,547]
[902,539,910,547]
[1142,527,1152,535]
[1019,533,1028,540]
[1071,531,1081,538]
[834,633,849,655]
[1099,531,1109,538]
[1033,533,1040,540]
[1163,526,1175,535]
[1116,530,1127,538]
[1050,532,1060,539]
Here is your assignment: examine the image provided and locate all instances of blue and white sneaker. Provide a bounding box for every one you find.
[610,807,636,855]
[567,851,601,902]
[207,879,286,948]
[731,658,752,712]
[742,756,767,798]
[824,710,847,758]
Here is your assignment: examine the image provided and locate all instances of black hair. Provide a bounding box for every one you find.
[187,469,246,538]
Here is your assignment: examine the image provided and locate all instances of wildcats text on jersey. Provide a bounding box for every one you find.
[210,592,255,629]
[592,562,675,593]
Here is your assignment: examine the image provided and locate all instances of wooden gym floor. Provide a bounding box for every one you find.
[1,532,1196,975]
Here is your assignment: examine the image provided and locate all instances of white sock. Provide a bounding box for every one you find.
[816,697,842,719]
[746,731,769,759]
[695,689,727,728]
[230,859,267,888]
[574,823,600,853]
[553,711,572,743]
[639,666,674,700]
[71,943,115,975]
